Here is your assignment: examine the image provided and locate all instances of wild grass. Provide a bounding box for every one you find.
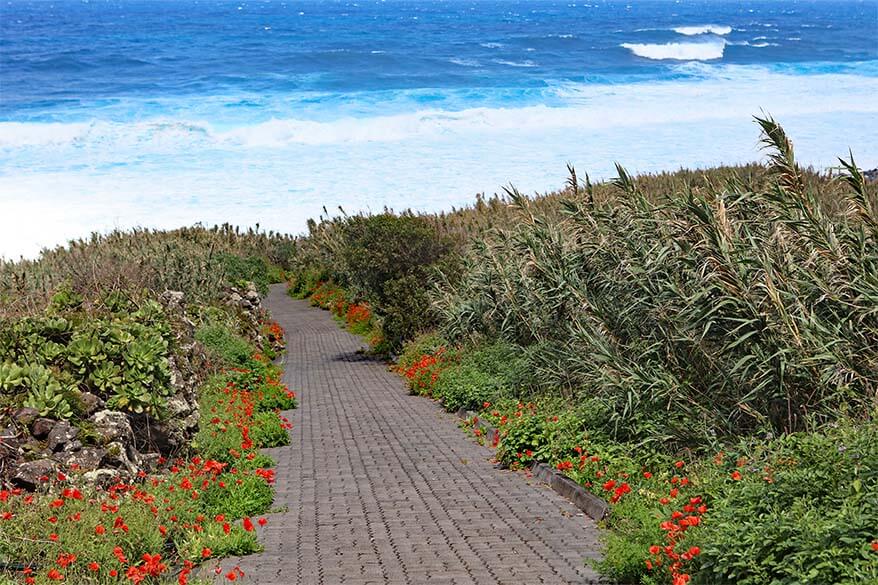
[0,224,295,317]
[433,117,878,448]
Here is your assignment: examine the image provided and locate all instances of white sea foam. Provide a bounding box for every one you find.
[449,57,480,67]
[2,67,876,151]
[2,65,877,258]
[492,59,538,67]
[673,24,732,36]
[622,40,726,61]
[480,42,504,49]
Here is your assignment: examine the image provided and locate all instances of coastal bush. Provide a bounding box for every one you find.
[195,322,253,368]
[286,268,325,299]
[215,253,278,295]
[290,213,450,352]
[690,423,878,585]
[434,118,878,447]
[0,294,175,417]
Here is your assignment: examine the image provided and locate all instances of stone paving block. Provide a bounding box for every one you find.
[211,285,605,585]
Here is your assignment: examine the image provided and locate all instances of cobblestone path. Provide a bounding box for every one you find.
[214,284,604,585]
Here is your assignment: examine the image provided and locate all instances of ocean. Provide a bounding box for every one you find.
[1,0,877,258]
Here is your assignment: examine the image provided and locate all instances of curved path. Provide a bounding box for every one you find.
[215,284,603,585]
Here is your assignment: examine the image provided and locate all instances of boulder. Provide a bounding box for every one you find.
[62,439,83,453]
[30,418,56,439]
[82,468,122,487]
[90,410,133,444]
[78,392,104,416]
[46,421,78,452]
[12,407,39,426]
[104,441,140,475]
[12,459,56,490]
[56,447,106,471]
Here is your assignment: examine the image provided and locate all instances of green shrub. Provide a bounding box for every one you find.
[216,253,276,295]
[432,363,500,412]
[398,332,449,371]
[0,297,175,416]
[250,411,289,448]
[287,268,326,299]
[295,214,449,352]
[430,341,529,412]
[196,323,253,367]
[201,472,274,520]
[254,380,298,411]
[691,423,878,585]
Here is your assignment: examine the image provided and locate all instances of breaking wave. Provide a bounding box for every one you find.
[622,40,726,61]
[673,24,733,36]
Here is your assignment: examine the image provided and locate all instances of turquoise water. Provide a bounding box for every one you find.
[1,0,877,257]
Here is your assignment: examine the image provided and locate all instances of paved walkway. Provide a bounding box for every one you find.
[215,284,603,585]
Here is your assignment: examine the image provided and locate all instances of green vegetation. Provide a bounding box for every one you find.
[0,224,297,583]
[288,118,878,585]
[0,225,294,315]
[1,332,297,584]
[1,290,174,418]
[292,213,451,352]
[196,322,254,368]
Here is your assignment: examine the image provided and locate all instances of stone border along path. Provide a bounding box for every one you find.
[212,284,605,585]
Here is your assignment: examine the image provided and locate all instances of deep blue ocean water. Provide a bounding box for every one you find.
[1,0,877,257]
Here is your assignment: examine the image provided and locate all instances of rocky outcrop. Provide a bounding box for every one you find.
[90,410,133,444]
[12,459,57,490]
[225,282,268,348]
[1,288,214,489]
